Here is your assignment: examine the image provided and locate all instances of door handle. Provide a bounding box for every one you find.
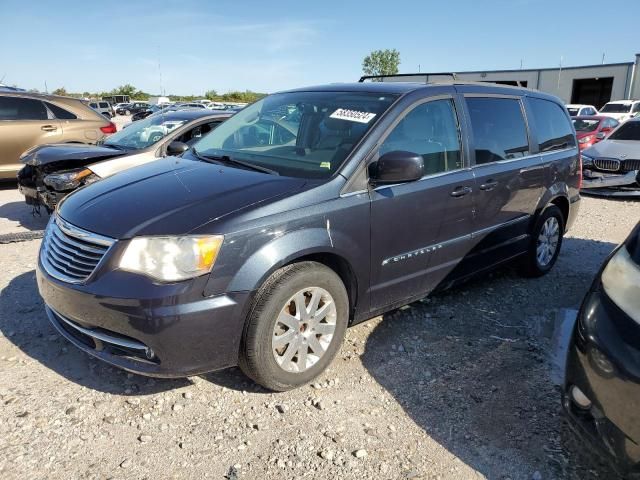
[479,180,498,191]
[450,186,473,198]
[41,125,57,132]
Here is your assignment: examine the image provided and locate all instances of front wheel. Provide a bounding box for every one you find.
[239,262,349,391]
[520,205,564,277]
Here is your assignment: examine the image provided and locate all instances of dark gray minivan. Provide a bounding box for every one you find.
[36,81,581,390]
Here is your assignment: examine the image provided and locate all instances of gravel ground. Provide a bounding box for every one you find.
[0,195,639,480]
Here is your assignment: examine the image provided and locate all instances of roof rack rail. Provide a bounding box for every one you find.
[358,72,458,83]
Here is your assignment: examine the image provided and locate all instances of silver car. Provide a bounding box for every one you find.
[582,117,640,197]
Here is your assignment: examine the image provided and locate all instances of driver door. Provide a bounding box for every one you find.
[369,95,476,311]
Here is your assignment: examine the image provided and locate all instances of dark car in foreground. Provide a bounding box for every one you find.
[563,222,640,475]
[582,117,640,197]
[36,81,581,391]
[18,110,230,211]
[572,115,619,151]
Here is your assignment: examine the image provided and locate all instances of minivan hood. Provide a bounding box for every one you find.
[21,143,128,166]
[583,140,640,159]
[57,156,308,238]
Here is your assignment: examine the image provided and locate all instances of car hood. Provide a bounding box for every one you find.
[583,140,640,159]
[57,156,308,239]
[21,143,128,166]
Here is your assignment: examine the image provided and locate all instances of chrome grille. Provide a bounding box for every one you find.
[621,159,640,172]
[593,158,620,172]
[41,216,114,283]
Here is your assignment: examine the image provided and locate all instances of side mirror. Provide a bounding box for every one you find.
[369,150,424,185]
[596,132,606,140]
[166,141,189,156]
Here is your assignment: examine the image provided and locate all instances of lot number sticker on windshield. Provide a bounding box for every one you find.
[330,108,376,124]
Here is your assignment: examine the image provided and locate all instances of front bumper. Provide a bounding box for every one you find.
[37,260,251,377]
[18,183,65,210]
[563,285,640,474]
[582,169,640,198]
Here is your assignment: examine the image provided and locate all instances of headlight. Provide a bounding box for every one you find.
[44,168,94,190]
[578,135,594,144]
[119,235,224,282]
[601,246,640,324]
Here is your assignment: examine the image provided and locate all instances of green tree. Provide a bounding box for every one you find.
[52,87,68,96]
[111,84,137,97]
[362,49,400,78]
[204,89,218,100]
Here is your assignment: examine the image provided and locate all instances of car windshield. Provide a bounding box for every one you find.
[608,121,640,141]
[102,115,188,149]
[191,91,398,179]
[572,119,600,132]
[600,103,631,113]
[567,108,580,116]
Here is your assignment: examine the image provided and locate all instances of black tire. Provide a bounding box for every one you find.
[239,261,349,391]
[520,205,564,277]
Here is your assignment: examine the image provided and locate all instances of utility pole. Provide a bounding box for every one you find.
[601,52,605,64]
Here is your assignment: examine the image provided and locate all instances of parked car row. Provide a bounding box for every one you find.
[0,91,116,179]
[3,79,639,476]
[567,100,640,123]
[17,109,231,211]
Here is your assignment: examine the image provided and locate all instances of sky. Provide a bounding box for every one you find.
[1,0,639,96]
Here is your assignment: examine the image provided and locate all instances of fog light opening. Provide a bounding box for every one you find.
[145,348,155,360]
[571,385,592,410]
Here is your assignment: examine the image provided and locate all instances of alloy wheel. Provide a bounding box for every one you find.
[272,287,337,373]
[536,217,560,267]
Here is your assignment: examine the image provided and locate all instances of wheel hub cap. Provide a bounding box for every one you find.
[272,287,337,373]
[536,217,560,267]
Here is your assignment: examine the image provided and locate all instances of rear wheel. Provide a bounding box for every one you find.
[239,262,348,391]
[520,205,564,277]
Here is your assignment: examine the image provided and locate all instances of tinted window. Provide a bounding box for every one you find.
[0,96,48,120]
[633,103,640,113]
[99,102,109,108]
[380,99,462,174]
[45,102,77,120]
[529,98,576,152]
[572,118,600,132]
[466,97,530,164]
[89,103,97,108]
[600,103,631,113]
[608,121,640,141]
[567,108,579,116]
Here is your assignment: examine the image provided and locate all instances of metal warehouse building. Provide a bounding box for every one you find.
[379,53,640,109]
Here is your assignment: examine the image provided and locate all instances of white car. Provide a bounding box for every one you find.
[599,100,640,123]
[565,104,598,117]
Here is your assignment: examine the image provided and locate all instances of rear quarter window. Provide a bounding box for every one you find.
[529,98,576,152]
[466,97,530,164]
[45,102,77,120]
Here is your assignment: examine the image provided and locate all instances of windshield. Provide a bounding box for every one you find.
[191,91,398,178]
[600,103,631,113]
[608,121,640,141]
[572,118,600,132]
[103,114,188,149]
[567,108,579,116]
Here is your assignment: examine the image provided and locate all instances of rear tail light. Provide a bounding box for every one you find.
[578,152,583,190]
[100,122,117,134]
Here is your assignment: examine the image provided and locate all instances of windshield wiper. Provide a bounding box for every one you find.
[192,149,279,176]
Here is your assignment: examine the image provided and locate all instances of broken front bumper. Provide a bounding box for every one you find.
[582,169,640,198]
[17,183,65,210]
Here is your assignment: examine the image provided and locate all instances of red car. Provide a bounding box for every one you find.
[572,115,620,150]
